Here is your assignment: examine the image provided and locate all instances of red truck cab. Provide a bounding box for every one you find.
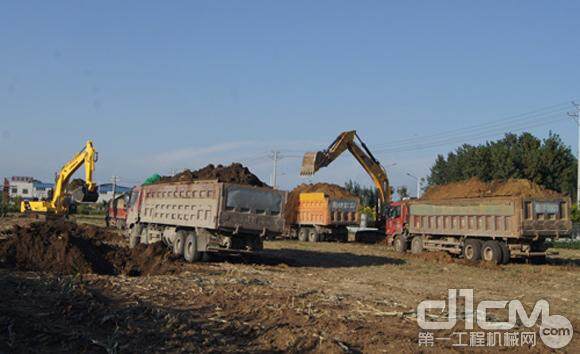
[385,201,410,245]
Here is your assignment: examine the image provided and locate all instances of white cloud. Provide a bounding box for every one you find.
[149,141,257,166]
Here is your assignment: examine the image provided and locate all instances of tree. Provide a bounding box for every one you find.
[344,180,378,208]
[427,132,577,198]
[396,186,409,200]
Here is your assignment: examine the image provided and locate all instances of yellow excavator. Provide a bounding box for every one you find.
[300,130,391,223]
[21,140,99,215]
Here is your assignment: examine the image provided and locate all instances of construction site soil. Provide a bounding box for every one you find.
[284,183,358,224]
[156,163,268,187]
[0,221,183,276]
[422,177,562,200]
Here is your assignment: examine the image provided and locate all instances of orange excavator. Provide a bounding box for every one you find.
[300,130,391,225]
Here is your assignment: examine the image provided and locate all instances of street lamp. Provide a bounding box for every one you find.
[406,172,421,199]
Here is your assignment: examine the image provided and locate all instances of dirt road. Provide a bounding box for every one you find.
[0,219,578,352]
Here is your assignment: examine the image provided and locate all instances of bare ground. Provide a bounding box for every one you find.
[0,217,578,353]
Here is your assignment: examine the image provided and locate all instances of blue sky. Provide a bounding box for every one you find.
[1,1,579,195]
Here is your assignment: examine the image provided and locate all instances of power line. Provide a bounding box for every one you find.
[372,103,571,149]
[374,114,569,154]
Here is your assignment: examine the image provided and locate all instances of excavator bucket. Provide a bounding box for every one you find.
[71,185,99,203]
[300,152,321,176]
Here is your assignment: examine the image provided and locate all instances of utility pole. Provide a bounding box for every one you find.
[568,101,580,206]
[111,176,118,217]
[406,172,421,199]
[270,151,279,188]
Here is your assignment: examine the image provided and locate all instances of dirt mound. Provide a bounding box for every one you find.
[422,178,561,201]
[284,183,357,224]
[157,163,268,187]
[0,221,182,276]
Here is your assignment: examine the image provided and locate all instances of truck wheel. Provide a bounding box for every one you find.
[308,229,320,243]
[298,227,308,242]
[173,231,186,256]
[184,233,200,262]
[463,239,482,262]
[411,236,424,254]
[482,241,502,264]
[129,225,142,249]
[394,235,408,253]
[498,241,510,264]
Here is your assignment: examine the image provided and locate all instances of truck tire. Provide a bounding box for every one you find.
[308,229,320,243]
[129,225,142,249]
[394,235,408,253]
[298,227,308,242]
[184,233,201,262]
[498,241,510,264]
[482,241,502,264]
[463,239,482,262]
[173,231,186,256]
[411,236,424,254]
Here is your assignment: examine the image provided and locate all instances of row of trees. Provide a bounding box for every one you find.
[428,132,577,197]
[344,180,409,209]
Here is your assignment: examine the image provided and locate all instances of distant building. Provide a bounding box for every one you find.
[33,181,55,200]
[8,176,55,200]
[9,176,36,199]
[97,183,132,203]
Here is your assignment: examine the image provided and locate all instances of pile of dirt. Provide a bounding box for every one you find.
[421,178,561,201]
[0,221,182,276]
[284,183,357,224]
[156,163,268,187]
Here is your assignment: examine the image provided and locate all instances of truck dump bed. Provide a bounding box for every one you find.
[295,192,359,226]
[138,180,286,236]
[408,196,572,239]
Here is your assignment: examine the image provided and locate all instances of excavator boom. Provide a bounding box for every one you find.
[300,130,391,207]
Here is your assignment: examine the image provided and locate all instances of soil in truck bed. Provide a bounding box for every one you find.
[422,177,561,201]
[156,163,268,187]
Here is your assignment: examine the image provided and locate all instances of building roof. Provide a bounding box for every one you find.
[33,182,55,190]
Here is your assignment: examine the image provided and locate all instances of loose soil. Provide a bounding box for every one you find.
[0,221,183,276]
[284,183,358,224]
[156,163,268,187]
[422,177,562,200]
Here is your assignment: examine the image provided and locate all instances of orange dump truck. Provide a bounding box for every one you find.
[287,192,360,242]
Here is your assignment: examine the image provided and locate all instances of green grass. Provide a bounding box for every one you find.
[550,239,580,250]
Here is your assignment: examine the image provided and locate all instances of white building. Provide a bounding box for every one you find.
[8,176,54,200]
[9,176,35,199]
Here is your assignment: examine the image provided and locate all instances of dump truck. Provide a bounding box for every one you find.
[385,196,573,264]
[125,180,287,262]
[287,192,359,242]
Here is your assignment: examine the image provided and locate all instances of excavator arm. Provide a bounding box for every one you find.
[301,130,391,208]
[21,140,99,215]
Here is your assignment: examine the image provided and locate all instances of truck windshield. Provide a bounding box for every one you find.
[128,190,139,208]
[389,206,401,218]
